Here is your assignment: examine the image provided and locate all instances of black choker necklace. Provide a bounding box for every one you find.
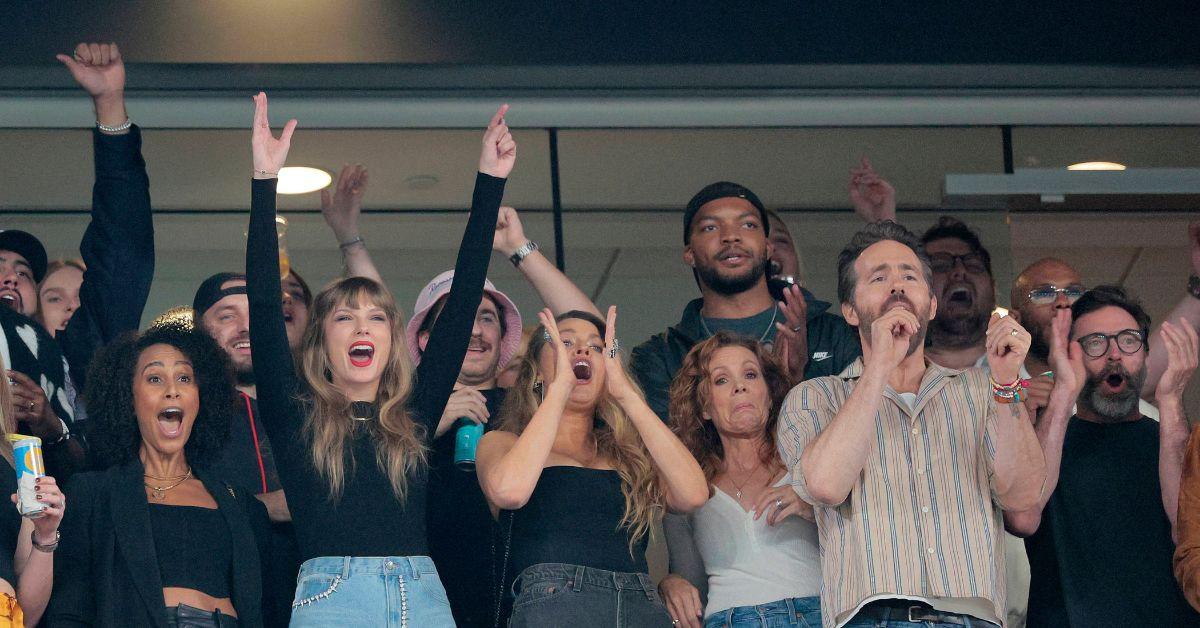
[350,400,375,421]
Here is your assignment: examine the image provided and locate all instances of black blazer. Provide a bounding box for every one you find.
[47,459,276,627]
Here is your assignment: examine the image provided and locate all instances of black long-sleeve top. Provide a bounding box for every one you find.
[60,126,155,393]
[246,173,504,560]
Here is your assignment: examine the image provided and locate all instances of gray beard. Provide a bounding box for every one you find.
[1078,365,1147,421]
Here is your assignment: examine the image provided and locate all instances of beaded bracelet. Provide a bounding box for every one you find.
[990,375,1029,404]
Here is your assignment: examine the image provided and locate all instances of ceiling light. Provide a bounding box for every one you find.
[1067,161,1127,171]
[277,167,332,194]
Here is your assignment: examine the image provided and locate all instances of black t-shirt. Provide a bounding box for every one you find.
[427,387,506,628]
[1025,416,1200,627]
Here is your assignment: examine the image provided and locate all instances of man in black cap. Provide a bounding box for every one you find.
[0,230,46,318]
[630,181,862,424]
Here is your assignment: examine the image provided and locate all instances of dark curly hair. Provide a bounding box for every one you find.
[84,322,235,469]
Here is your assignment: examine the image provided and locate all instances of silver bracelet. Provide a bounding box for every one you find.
[509,241,539,267]
[32,529,59,553]
[96,118,132,133]
[339,235,365,250]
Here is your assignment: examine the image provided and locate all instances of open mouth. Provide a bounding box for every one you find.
[572,359,592,383]
[0,292,18,311]
[158,407,184,438]
[467,342,491,355]
[349,341,375,367]
[232,340,251,354]
[717,248,751,266]
[946,286,974,306]
[1104,372,1126,392]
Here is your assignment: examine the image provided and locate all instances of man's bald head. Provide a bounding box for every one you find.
[1013,257,1084,362]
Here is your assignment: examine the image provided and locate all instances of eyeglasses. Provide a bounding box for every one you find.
[1026,284,1086,306]
[928,252,987,274]
[1076,329,1145,358]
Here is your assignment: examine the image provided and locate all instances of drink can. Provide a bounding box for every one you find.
[453,419,485,470]
[9,434,45,518]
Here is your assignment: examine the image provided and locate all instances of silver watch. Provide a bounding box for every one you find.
[509,241,539,267]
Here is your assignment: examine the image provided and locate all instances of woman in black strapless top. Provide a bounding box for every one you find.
[477,308,708,628]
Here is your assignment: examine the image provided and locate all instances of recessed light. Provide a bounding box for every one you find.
[405,174,440,190]
[277,166,333,194]
[1067,161,1126,171]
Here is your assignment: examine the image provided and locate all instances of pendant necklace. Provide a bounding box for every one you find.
[728,461,763,503]
[144,468,193,501]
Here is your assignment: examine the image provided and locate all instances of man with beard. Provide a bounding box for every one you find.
[632,182,861,424]
[920,216,997,369]
[1006,285,1200,627]
[779,220,1046,628]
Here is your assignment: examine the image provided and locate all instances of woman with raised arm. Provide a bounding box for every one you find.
[659,332,821,628]
[476,307,708,628]
[245,93,514,627]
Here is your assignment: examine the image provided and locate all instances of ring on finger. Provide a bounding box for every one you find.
[775,498,784,509]
[608,338,620,358]
[1010,329,1019,337]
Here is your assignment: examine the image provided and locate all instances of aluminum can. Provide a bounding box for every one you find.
[9,434,45,518]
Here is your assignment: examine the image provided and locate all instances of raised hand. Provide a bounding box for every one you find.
[985,311,1032,384]
[1155,318,1199,404]
[866,307,921,372]
[602,306,638,403]
[321,165,369,242]
[250,92,297,178]
[479,104,516,179]
[1047,308,1085,403]
[538,309,575,392]
[57,43,125,100]
[848,157,897,223]
[658,574,703,628]
[493,206,529,256]
[20,475,64,544]
[773,284,809,383]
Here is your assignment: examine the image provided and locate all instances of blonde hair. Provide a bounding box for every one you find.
[497,311,664,547]
[298,277,426,501]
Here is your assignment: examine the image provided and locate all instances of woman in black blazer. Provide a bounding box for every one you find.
[48,323,276,628]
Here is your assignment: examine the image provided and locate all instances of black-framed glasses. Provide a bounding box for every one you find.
[1076,329,1145,358]
[928,252,987,274]
[1026,284,1086,305]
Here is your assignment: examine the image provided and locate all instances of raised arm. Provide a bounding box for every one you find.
[1143,223,1200,401]
[245,93,304,436]
[57,43,154,393]
[603,306,707,513]
[476,309,573,510]
[412,106,512,430]
[1175,426,1200,611]
[982,313,1047,512]
[1152,319,1198,538]
[320,164,383,283]
[848,157,897,224]
[13,474,64,626]
[493,205,601,317]
[798,308,916,506]
[1005,310,1083,536]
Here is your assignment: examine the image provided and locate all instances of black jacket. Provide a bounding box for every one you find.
[47,459,277,627]
[630,288,861,422]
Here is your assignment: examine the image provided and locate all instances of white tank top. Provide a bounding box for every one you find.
[692,480,822,617]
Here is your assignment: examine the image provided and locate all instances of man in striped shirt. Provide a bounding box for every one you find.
[778,220,1047,628]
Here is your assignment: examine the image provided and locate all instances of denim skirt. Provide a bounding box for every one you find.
[510,562,673,628]
[289,556,454,628]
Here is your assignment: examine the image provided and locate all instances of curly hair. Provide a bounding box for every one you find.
[497,310,664,548]
[84,322,236,470]
[668,331,792,485]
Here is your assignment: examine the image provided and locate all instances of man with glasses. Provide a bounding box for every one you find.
[1005,285,1200,626]
[920,217,999,370]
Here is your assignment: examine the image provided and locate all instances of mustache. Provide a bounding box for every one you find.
[883,293,916,312]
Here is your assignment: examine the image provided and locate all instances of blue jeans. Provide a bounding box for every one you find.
[510,563,673,628]
[288,556,454,628]
[704,596,822,628]
[841,603,1000,628]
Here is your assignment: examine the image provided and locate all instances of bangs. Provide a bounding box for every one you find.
[319,277,401,324]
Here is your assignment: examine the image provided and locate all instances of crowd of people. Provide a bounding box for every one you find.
[0,41,1196,628]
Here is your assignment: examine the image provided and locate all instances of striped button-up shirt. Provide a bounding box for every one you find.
[778,358,1006,628]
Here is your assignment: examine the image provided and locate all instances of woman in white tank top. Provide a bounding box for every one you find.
[661,331,822,628]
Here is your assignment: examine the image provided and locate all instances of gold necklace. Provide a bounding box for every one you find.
[727,461,764,502]
[144,469,193,501]
[144,471,191,482]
